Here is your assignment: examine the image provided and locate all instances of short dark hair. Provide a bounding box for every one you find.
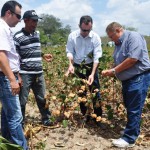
[106,22,123,33]
[1,0,22,17]
[79,15,93,26]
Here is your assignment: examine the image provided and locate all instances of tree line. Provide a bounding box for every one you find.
[38,14,150,49]
[37,14,71,46]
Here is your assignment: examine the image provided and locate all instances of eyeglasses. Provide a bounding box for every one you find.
[81,28,92,33]
[10,10,21,20]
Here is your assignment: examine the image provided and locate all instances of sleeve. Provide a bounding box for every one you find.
[0,28,11,51]
[93,34,102,63]
[66,34,74,59]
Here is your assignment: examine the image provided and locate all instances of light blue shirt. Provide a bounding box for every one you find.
[66,30,102,64]
[113,30,150,81]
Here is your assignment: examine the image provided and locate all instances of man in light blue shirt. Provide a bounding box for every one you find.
[66,15,102,126]
[102,22,150,148]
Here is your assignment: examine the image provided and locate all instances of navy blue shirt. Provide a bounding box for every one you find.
[113,30,150,81]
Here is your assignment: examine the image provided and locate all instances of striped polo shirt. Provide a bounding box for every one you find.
[13,28,43,74]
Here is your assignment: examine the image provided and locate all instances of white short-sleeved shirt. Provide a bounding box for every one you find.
[0,18,20,72]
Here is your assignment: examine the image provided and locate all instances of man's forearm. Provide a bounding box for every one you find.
[68,56,74,66]
[91,63,99,75]
[114,58,137,73]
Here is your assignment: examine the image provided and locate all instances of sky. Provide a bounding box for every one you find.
[0,0,150,36]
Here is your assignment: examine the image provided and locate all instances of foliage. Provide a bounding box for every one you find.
[145,36,150,51]
[37,14,71,46]
[26,44,150,148]
[34,141,46,150]
[42,45,125,125]
[122,25,138,31]
[38,14,61,34]
[38,28,49,46]
[0,136,23,150]
[41,44,150,125]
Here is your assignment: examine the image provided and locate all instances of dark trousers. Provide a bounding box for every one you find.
[74,63,102,116]
[19,73,51,126]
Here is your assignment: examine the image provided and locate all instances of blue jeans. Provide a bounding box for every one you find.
[121,72,150,144]
[19,73,51,124]
[0,75,28,150]
[74,63,102,116]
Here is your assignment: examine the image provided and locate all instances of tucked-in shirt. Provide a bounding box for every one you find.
[13,28,43,74]
[0,18,20,72]
[113,30,150,81]
[66,30,102,64]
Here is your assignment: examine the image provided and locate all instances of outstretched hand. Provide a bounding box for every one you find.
[43,54,53,62]
[65,65,74,77]
[101,69,114,77]
[88,74,94,85]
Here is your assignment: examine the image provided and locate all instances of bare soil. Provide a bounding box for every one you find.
[25,101,150,150]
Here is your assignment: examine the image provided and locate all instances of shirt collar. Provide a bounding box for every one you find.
[22,28,36,36]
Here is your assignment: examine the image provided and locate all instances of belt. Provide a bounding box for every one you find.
[0,71,19,76]
[74,62,93,68]
[123,69,150,82]
[132,69,150,78]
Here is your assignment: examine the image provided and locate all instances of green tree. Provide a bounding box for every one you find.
[38,28,50,46]
[37,14,71,45]
[122,25,138,31]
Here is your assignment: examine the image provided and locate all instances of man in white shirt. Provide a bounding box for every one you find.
[0,1,28,149]
[66,15,103,126]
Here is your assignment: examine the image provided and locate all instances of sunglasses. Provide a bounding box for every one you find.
[81,28,92,33]
[10,10,21,20]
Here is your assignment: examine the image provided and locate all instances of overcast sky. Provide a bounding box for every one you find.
[1,0,150,36]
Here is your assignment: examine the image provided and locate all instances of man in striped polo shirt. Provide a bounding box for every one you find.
[14,10,53,127]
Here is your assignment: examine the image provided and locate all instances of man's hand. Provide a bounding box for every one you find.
[102,58,138,77]
[18,74,23,87]
[101,69,115,77]
[88,74,94,85]
[43,54,53,62]
[65,64,74,76]
[68,64,74,74]
[10,81,20,95]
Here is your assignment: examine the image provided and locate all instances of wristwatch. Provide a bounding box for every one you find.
[111,68,116,75]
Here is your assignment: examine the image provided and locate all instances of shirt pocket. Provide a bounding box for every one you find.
[87,44,93,51]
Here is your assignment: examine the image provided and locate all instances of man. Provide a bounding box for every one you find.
[66,15,102,126]
[14,10,53,127]
[102,22,150,148]
[0,1,28,149]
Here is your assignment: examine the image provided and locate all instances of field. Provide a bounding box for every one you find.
[22,44,150,150]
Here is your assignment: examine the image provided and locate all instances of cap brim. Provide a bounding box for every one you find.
[22,16,42,20]
[30,16,42,20]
